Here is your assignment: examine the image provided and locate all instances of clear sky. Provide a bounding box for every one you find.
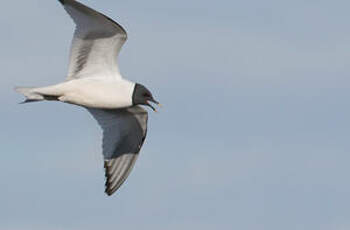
[1,0,350,229]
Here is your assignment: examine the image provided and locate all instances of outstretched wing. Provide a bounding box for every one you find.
[87,106,148,196]
[58,0,127,80]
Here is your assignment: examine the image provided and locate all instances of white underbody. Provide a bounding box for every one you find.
[33,78,135,109]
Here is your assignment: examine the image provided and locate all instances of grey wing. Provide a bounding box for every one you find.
[87,106,148,196]
[58,0,127,80]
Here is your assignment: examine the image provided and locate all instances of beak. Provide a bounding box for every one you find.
[147,98,162,112]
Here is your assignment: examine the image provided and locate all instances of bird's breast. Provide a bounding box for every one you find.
[60,79,135,109]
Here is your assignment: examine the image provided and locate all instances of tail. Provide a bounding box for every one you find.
[14,87,45,104]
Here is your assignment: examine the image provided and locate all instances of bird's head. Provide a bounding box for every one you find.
[132,83,161,111]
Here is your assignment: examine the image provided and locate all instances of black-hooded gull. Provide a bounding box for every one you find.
[15,0,160,196]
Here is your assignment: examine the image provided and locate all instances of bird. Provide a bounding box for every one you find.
[15,0,160,196]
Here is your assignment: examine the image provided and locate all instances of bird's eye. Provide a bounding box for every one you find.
[143,93,150,97]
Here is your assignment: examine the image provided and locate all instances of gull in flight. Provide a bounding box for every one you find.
[15,0,161,196]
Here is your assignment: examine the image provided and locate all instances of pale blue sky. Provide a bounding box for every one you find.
[1,0,350,229]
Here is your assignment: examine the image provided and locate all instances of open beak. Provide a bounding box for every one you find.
[147,98,162,112]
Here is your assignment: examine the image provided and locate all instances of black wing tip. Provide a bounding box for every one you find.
[105,189,115,196]
[58,0,65,5]
[104,161,116,196]
[105,182,118,196]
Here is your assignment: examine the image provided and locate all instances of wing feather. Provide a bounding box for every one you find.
[58,0,127,80]
[88,106,148,196]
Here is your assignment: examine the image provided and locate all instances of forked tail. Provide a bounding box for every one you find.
[15,86,61,104]
[14,87,45,104]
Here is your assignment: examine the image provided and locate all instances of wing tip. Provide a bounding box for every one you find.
[105,182,118,196]
[104,161,116,196]
[58,0,65,5]
[105,188,116,196]
[58,0,128,37]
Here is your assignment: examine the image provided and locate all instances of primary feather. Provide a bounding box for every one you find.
[59,0,127,80]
